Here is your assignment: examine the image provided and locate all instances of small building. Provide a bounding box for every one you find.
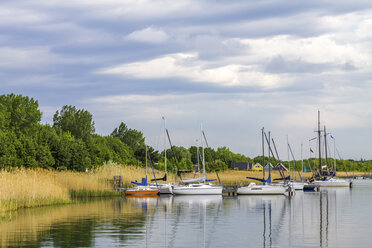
[275,163,289,172]
[231,162,252,170]
[264,163,274,171]
[252,163,263,171]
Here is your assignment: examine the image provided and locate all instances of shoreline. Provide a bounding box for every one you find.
[0,166,367,218]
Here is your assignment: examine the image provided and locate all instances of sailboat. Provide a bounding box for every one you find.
[149,117,173,194]
[172,126,222,195]
[313,111,351,187]
[126,144,160,196]
[126,175,159,196]
[237,128,288,195]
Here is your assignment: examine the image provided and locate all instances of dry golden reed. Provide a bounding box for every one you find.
[0,163,170,216]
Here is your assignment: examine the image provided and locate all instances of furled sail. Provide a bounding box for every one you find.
[180,175,205,184]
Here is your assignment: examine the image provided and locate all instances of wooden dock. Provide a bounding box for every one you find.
[222,185,238,196]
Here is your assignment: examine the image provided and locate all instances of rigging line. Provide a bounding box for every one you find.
[147,149,158,187]
[272,138,289,180]
[288,143,303,181]
[155,117,164,153]
[202,130,221,185]
[165,128,180,179]
[263,132,284,179]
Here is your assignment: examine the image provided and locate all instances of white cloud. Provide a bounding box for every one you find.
[125,26,169,43]
[100,53,286,88]
[239,34,370,70]
[0,6,49,26]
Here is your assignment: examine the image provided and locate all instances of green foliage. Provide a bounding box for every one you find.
[1,93,372,173]
[53,105,95,140]
[111,122,143,151]
[0,93,41,135]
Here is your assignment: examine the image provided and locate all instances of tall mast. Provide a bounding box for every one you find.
[197,138,200,177]
[333,136,336,176]
[268,131,271,184]
[324,125,329,173]
[287,135,291,181]
[145,143,148,176]
[201,124,206,183]
[318,111,322,176]
[163,117,167,178]
[262,127,265,182]
[301,143,303,181]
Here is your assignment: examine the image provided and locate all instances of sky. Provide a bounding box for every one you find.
[1,0,372,160]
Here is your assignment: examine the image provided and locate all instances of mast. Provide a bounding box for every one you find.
[268,131,271,184]
[145,143,148,176]
[262,127,265,183]
[333,136,336,176]
[163,117,167,179]
[287,135,291,181]
[301,143,303,181]
[324,125,329,174]
[201,124,206,184]
[197,139,200,177]
[318,111,322,176]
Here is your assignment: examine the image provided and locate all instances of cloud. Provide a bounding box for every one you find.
[0,47,55,69]
[2,0,372,159]
[124,26,169,43]
[100,53,286,88]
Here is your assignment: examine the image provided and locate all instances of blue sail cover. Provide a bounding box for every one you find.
[246,174,271,184]
[206,179,217,182]
[131,176,147,186]
[273,176,290,181]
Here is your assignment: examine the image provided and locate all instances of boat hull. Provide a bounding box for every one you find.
[172,184,222,195]
[125,186,159,196]
[157,184,173,194]
[276,181,305,190]
[314,178,351,187]
[237,184,287,195]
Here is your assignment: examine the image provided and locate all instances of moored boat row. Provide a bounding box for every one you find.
[125,112,351,197]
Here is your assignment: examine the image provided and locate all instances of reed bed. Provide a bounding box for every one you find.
[0,163,169,216]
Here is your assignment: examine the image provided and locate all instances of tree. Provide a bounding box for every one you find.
[0,93,41,135]
[53,105,95,140]
[111,122,146,163]
[111,122,145,150]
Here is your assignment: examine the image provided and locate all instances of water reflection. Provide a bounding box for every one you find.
[319,191,329,247]
[2,182,372,247]
[0,198,146,248]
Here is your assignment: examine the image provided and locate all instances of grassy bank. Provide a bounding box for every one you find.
[0,164,167,217]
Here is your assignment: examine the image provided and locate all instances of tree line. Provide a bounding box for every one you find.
[1,94,371,172]
[0,94,252,172]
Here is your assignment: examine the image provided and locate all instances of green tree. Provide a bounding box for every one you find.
[53,105,95,140]
[111,122,144,150]
[0,93,41,135]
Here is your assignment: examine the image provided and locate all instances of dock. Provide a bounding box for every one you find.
[222,185,238,196]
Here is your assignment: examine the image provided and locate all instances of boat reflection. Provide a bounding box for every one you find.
[238,195,288,248]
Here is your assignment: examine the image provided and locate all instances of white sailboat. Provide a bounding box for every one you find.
[314,177,350,187]
[172,125,222,195]
[238,128,288,195]
[237,182,287,195]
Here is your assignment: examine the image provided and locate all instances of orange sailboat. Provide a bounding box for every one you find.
[125,146,160,196]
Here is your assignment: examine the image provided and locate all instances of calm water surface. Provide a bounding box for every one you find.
[2,180,372,248]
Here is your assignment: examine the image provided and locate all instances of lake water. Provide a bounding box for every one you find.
[2,180,372,248]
